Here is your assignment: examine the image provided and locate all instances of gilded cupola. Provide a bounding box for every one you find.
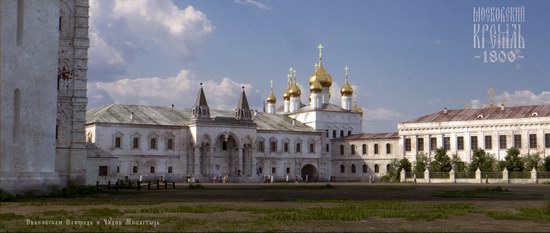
[340,66,353,96]
[308,44,333,88]
[288,69,301,97]
[266,80,277,104]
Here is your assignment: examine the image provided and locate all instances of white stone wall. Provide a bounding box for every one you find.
[332,138,401,181]
[0,0,61,194]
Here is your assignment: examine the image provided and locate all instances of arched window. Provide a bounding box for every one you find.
[340,164,345,173]
[258,140,265,152]
[374,144,379,154]
[222,141,228,150]
[296,143,302,153]
[362,164,368,173]
[362,144,367,155]
[374,164,380,173]
[167,138,174,150]
[115,137,121,148]
[351,164,356,173]
[133,138,139,149]
[326,144,329,152]
[150,166,155,173]
[309,143,315,153]
[386,164,391,172]
[150,138,157,149]
[386,143,392,154]
[284,142,289,152]
[258,167,263,174]
[351,145,356,155]
[333,130,336,138]
[168,166,173,173]
[133,166,138,173]
[270,141,277,152]
[340,145,345,155]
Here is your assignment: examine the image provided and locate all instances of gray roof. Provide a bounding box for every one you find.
[194,86,209,108]
[402,105,550,124]
[334,132,399,141]
[86,104,317,132]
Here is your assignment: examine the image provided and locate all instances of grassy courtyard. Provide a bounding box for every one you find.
[1,183,549,232]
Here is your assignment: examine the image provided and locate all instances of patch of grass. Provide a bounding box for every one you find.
[131,205,235,214]
[433,186,510,198]
[20,199,165,206]
[81,208,124,218]
[486,208,550,222]
[188,183,204,189]
[0,213,25,220]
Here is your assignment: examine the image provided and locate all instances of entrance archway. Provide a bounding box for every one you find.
[301,164,317,182]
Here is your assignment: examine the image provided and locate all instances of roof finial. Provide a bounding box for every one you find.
[200,82,203,86]
[287,67,293,85]
[317,44,324,62]
[242,86,245,90]
[293,69,297,81]
[314,63,319,71]
[345,66,349,80]
[270,80,273,89]
[488,87,495,107]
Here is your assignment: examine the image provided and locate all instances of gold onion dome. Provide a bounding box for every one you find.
[288,80,301,97]
[340,66,353,96]
[310,79,323,93]
[266,80,277,104]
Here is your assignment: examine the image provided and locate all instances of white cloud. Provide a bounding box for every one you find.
[364,108,403,121]
[494,90,550,106]
[88,0,213,81]
[235,0,271,10]
[87,69,257,111]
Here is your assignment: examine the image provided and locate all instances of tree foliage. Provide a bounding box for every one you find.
[469,148,497,172]
[414,153,428,172]
[524,153,542,171]
[503,147,525,172]
[380,158,412,183]
[544,156,550,172]
[430,148,452,172]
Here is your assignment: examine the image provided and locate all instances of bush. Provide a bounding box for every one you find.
[0,189,16,202]
[524,153,542,171]
[469,148,497,172]
[544,157,550,172]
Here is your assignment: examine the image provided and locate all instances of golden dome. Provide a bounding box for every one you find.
[267,90,277,104]
[310,78,323,93]
[308,63,333,88]
[283,91,290,100]
[288,80,301,97]
[341,79,353,96]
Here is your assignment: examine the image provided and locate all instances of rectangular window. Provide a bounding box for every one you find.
[470,136,478,150]
[340,131,344,137]
[405,139,411,152]
[529,134,537,149]
[116,166,120,173]
[115,137,121,148]
[417,138,424,151]
[258,141,265,152]
[514,134,522,148]
[150,138,157,149]
[443,137,450,150]
[133,166,138,173]
[340,145,345,155]
[270,141,277,152]
[271,167,276,174]
[99,166,108,176]
[348,131,351,136]
[296,143,301,153]
[309,143,315,153]
[333,130,336,138]
[545,134,550,148]
[150,166,155,173]
[325,130,329,138]
[168,166,173,174]
[457,137,464,150]
[485,135,492,150]
[430,137,437,151]
[283,143,289,152]
[286,167,290,174]
[499,135,507,149]
[326,144,329,152]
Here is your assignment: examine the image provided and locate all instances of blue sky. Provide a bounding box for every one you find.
[87,0,550,132]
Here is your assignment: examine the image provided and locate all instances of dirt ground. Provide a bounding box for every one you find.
[1,183,549,232]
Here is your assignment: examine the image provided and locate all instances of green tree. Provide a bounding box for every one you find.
[380,158,412,183]
[469,148,497,172]
[430,148,452,172]
[504,147,525,172]
[414,153,428,172]
[544,156,550,171]
[451,155,467,172]
[524,153,542,171]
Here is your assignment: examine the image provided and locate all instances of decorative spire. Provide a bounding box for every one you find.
[283,67,293,100]
[267,80,277,104]
[192,82,210,119]
[236,86,252,120]
[340,66,353,96]
[317,43,324,63]
[288,68,301,97]
[488,87,495,107]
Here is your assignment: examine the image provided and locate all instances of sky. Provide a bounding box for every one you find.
[87,0,550,132]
